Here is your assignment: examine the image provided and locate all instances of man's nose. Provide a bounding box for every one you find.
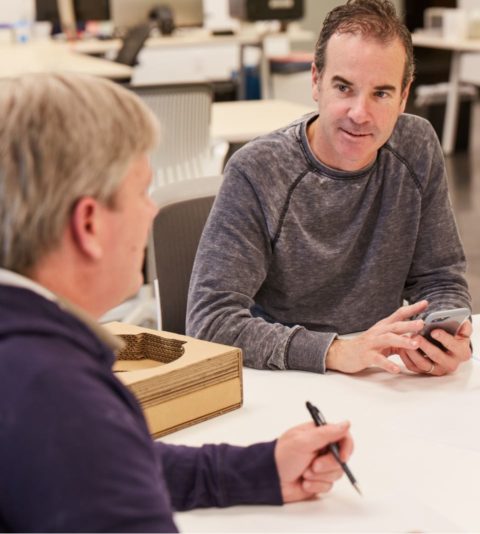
[348,96,370,124]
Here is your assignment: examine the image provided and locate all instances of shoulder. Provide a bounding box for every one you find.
[0,332,138,420]
[381,113,445,191]
[385,113,441,160]
[226,112,313,176]
[222,113,314,202]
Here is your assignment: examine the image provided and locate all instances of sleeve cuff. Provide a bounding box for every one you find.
[286,328,337,373]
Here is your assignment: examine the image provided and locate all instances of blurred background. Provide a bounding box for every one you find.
[1,0,478,322]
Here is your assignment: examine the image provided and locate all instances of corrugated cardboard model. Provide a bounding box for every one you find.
[105,322,243,438]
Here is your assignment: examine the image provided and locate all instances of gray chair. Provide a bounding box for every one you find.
[150,175,223,334]
[129,84,227,187]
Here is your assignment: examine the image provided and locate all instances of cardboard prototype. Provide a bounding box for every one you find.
[105,322,243,438]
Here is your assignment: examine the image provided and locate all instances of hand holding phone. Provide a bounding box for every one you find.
[420,307,470,349]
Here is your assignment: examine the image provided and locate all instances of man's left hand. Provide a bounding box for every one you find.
[398,320,472,376]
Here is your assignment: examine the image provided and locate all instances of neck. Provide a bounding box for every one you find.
[30,252,107,319]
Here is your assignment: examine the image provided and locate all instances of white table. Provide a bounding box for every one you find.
[162,315,480,532]
[0,41,132,80]
[412,32,480,156]
[211,99,314,144]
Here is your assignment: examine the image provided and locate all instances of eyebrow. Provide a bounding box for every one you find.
[331,75,397,93]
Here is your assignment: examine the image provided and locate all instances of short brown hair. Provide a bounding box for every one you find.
[314,0,414,91]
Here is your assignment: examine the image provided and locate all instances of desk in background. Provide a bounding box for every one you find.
[161,315,480,532]
[72,27,313,98]
[0,41,132,80]
[412,32,480,156]
[211,99,314,144]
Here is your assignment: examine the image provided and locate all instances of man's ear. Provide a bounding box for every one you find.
[311,63,321,103]
[70,197,103,260]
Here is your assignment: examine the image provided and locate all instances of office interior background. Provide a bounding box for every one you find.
[1,0,479,314]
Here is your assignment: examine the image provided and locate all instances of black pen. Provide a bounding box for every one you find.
[306,401,362,496]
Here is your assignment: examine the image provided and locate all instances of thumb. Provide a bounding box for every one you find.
[309,421,350,452]
[457,319,472,338]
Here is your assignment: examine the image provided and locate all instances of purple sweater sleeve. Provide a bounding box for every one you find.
[154,440,283,510]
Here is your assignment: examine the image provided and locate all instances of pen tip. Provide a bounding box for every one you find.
[353,483,363,496]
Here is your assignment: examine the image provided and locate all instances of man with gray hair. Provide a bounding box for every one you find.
[0,73,353,531]
[187,0,472,377]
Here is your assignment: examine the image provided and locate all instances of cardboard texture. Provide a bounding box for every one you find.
[105,322,243,438]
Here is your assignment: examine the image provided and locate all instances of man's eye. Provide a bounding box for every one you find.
[337,84,349,93]
[375,91,388,98]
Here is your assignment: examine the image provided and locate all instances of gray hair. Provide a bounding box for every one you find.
[0,73,158,274]
[314,0,414,92]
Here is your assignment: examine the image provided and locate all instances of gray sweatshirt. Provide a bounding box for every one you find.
[187,112,471,373]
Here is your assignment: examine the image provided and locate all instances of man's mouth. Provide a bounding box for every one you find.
[340,127,371,138]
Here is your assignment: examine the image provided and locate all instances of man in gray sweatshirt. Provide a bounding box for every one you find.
[187,0,472,376]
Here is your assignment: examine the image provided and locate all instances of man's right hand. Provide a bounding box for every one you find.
[325,300,428,374]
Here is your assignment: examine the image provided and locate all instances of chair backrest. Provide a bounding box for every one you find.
[130,83,214,187]
[115,23,152,66]
[150,175,223,334]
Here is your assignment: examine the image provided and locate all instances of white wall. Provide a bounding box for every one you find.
[0,0,35,24]
[299,0,405,47]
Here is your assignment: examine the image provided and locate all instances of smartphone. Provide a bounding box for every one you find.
[421,307,470,349]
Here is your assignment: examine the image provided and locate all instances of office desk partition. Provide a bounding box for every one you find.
[162,315,480,532]
[412,32,480,156]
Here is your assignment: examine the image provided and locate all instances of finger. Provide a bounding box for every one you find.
[381,319,424,336]
[414,335,466,372]
[457,320,472,338]
[306,421,351,454]
[369,352,402,374]
[398,350,424,373]
[403,347,447,375]
[302,479,334,495]
[303,465,343,481]
[373,332,420,352]
[375,319,425,335]
[336,432,354,463]
[380,300,428,325]
[429,329,472,360]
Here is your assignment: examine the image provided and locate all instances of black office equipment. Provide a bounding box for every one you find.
[149,5,175,35]
[74,0,110,22]
[112,0,203,31]
[35,0,60,32]
[115,22,153,66]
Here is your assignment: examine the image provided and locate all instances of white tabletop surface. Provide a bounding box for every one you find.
[412,31,480,52]
[162,315,480,532]
[71,26,314,56]
[211,99,315,144]
[0,41,132,80]
[71,30,261,56]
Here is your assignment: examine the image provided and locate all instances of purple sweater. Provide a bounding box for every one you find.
[0,285,282,532]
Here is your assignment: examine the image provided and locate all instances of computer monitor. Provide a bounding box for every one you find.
[36,0,110,33]
[35,0,61,26]
[229,0,304,22]
[111,0,203,30]
[74,0,110,22]
[36,0,68,34]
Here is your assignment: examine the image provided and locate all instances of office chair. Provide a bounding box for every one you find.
[115,22,153,67]
[150,175,223,334]
[129,84,227,187]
